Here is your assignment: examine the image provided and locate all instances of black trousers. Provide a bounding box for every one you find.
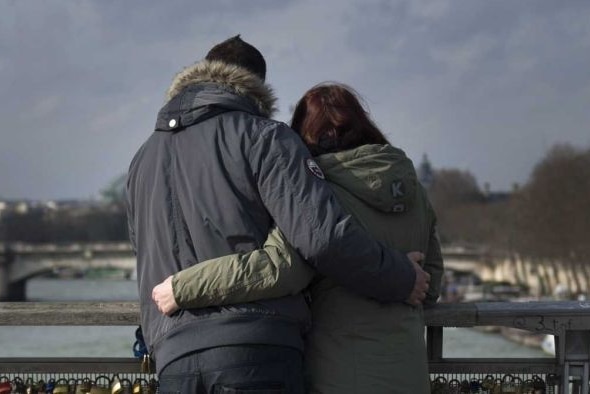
[158,345,305,394]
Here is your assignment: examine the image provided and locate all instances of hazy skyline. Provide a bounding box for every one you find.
[1,0,589,200]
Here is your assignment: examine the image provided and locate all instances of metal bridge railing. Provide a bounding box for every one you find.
[1,301,589,393]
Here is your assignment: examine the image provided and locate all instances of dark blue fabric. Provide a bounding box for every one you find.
[158,345,304,394]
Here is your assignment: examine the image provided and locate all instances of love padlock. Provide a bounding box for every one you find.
[501,374,524,394]
[74,378,93,394]
[0,376,11,394]
[131,379,149,394]
[33,380,46,394]
[545,373,559,391]
[492,379,503,394]
[481,375,496,392]
[532,375,546,394]
[115,378,133,394]
[468,378,482,393]
[458,379,471,393]
[12,377,26,394]
[431,376,449,394]
[88,375,111,394]
[521,378,535,394]
[110,376,123,394]
[447,378,461,394]
[147,379,158,394]
[51,378,70,394]
[23,377,38,394]
[44,379,56,394]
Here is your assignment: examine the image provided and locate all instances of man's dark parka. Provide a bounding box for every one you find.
[126,60,416,373]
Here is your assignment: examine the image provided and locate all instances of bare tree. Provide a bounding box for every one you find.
[513,144,590,294]
[427,169,485,244]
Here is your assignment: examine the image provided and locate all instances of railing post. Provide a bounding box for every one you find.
[427,326,444,362]
[0,244,14,301]
[0,245,28,301]
[560,330,590,394]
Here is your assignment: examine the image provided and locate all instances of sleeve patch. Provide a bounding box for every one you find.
[306,158,325,180]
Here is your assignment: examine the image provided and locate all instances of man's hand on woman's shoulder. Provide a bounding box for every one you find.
[405,252,430,306]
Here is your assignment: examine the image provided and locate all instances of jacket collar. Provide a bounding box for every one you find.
[165,60,277,118]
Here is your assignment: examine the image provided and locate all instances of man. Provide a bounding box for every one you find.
[126,35,429,393]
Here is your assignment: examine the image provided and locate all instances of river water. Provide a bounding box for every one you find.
[0,278,551,359]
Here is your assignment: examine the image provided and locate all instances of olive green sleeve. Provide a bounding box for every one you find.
[172,226,316,309]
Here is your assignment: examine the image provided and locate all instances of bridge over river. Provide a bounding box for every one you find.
[0,243,136,301]
[0,242,492,301]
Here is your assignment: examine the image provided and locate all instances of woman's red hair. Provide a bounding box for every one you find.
[290,83,389,155]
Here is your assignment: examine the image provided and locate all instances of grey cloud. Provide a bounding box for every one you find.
[333,1,590,190]
[1,0,589,199]
[0,0,299,199]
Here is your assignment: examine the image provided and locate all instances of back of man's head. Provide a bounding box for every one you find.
[206,35,266,81]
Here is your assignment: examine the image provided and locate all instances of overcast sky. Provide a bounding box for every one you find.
[1,0,589,200]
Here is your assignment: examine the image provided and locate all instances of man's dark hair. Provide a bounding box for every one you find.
[206,35,267,81]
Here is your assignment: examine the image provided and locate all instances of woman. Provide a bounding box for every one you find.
[152,83,443,394]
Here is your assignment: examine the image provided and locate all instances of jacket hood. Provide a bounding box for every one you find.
[165,60,277,118]
[315,144,418,213]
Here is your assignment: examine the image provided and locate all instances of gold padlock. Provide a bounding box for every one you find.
[110,376,122,394]
[88,375,111,394]
[117,378,133,394]
[34,380,46,394]
[89,385,111,394]
[51,378,70,394]
[131,379,149,394]
[480,375,495,392]
[75,378,93,394]
[140,354,154,374]
[24,378,37,394]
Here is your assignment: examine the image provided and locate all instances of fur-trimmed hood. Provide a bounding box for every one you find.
[165,60,277,118]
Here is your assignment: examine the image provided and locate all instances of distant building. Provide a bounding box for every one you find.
[417,153,435,189]
[0,198,105,216]
[482,182,512,204]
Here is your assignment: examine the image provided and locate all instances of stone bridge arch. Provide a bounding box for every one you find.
[1,243,135,301]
